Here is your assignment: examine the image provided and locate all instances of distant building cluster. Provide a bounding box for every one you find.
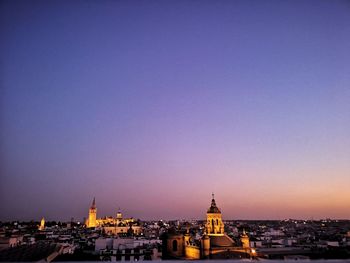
[0,194,350,261]
[86,198,142,235]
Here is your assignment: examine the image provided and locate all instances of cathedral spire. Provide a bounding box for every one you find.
[211,193,217,208]
[207,193,221,213]
[91,197,96,209]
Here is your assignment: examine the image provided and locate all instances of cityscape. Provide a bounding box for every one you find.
[1,195,350,261]
[1,0,350,262]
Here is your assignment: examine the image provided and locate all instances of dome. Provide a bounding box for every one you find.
[209,234,235,247]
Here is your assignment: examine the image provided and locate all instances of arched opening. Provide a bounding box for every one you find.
[216,219,219,225]
[172,240,178,251]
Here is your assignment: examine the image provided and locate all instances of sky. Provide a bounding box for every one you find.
[1,0,350,221]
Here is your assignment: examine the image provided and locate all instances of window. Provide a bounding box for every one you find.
[172,240,178,251]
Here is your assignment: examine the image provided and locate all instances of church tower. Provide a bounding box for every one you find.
[116,208,122,224]
[87,197,97,228]
[39,217,45,231]
[205,194,224,236]
[240,229,250,248]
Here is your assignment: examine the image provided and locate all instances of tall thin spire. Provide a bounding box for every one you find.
[91,197,96,209]
[211,193,216,207]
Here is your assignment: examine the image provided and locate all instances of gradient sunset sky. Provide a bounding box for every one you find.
[1,0,350,221]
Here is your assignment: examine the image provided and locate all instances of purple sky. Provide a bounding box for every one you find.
[1,0,350,221]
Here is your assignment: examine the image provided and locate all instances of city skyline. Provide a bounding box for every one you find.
[1,0,350,221]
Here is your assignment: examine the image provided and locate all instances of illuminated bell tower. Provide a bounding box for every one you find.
[39,217,45,231]
[87,197,97,228]
[206,193,224,236]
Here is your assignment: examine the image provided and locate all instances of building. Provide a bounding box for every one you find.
[86,198,97,228]
[241,229,250,248]
[85,198,142,235]
[206,194,225,235]
[0,236,23,251]
[39,218,45,231]
[162,194,256,259]
[95,238,161,261]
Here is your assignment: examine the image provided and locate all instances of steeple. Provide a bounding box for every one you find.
[116,207,122,220]
[206,194,224,235]
[91,197,96,209]
[87,197,97,228]
[39,217,45,231]
[207,193,221,213]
